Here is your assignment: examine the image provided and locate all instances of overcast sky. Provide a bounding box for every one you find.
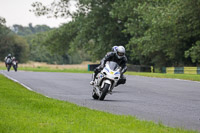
[0,0,73,28]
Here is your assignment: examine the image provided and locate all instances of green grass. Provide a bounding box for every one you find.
[0,66,6,70]
[18,66,92,73]
[126,72,200,82]
[0,74,197,133]
[0,66,92,73]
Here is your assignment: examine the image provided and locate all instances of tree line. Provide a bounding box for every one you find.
[1,0,200,69]
[0,18,29,63]
[0,19,88,64]
[31,0,200,69]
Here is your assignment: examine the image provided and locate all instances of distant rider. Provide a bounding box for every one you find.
[12,57,18,68]
[90,46,127,86]
[4,54,12,67]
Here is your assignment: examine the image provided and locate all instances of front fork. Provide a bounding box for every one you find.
[101,79,113,92]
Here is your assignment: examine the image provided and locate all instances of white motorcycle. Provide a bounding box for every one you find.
[92,61,121,100]
[12,60,18,72]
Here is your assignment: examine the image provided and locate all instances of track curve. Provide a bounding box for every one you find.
[1,70,200,131]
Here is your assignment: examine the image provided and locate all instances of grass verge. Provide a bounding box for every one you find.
[18,67,92,73]
[0,74,197,133]
[126,72,200,82]
[0,66,91,73]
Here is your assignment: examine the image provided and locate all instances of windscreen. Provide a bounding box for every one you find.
[108,61,119,71]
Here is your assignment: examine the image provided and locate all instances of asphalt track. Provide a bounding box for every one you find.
[1,70,200,131]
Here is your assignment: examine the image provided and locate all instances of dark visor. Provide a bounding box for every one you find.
[117,52,124,56]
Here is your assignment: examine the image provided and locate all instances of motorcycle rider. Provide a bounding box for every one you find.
[90,46,127,86]
[4,54,12,67]
[12,57,18,68]
[112,46,118,52]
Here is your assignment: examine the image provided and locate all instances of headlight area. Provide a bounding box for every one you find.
[99,77,115,86]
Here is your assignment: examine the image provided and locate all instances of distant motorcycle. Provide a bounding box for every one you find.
[5,58,12,72]
[12,60,18,72]
[91,61,121,100]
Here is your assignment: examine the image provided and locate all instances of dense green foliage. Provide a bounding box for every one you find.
[0,18,29,63]
[24,32,71,64]
[9,23,71,64]
[0,18,61,64]
[41,22,90,64]
[11,23,88,64]
[0,74,197,133]
[32,0,200,68]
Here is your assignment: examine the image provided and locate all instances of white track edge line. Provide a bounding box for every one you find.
[1,71,33,91]
[0,71,50,98]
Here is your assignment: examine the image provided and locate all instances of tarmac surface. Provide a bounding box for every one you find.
[1,70,200,131]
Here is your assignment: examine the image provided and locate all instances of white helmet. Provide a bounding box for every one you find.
[116,46,125,59]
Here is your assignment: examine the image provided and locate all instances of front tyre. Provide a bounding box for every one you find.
[7,65,11,72]
[13,65,17,72]
[99,83,110,101]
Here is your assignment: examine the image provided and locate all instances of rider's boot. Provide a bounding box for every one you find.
[90,72,98,85]
[90,67,101,85]
[90,73,95,85]
[90,80,94,85]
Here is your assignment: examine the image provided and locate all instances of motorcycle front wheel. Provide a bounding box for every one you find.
[13,65,17,72]
[99,83,110,101]
[7,65,11,72]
